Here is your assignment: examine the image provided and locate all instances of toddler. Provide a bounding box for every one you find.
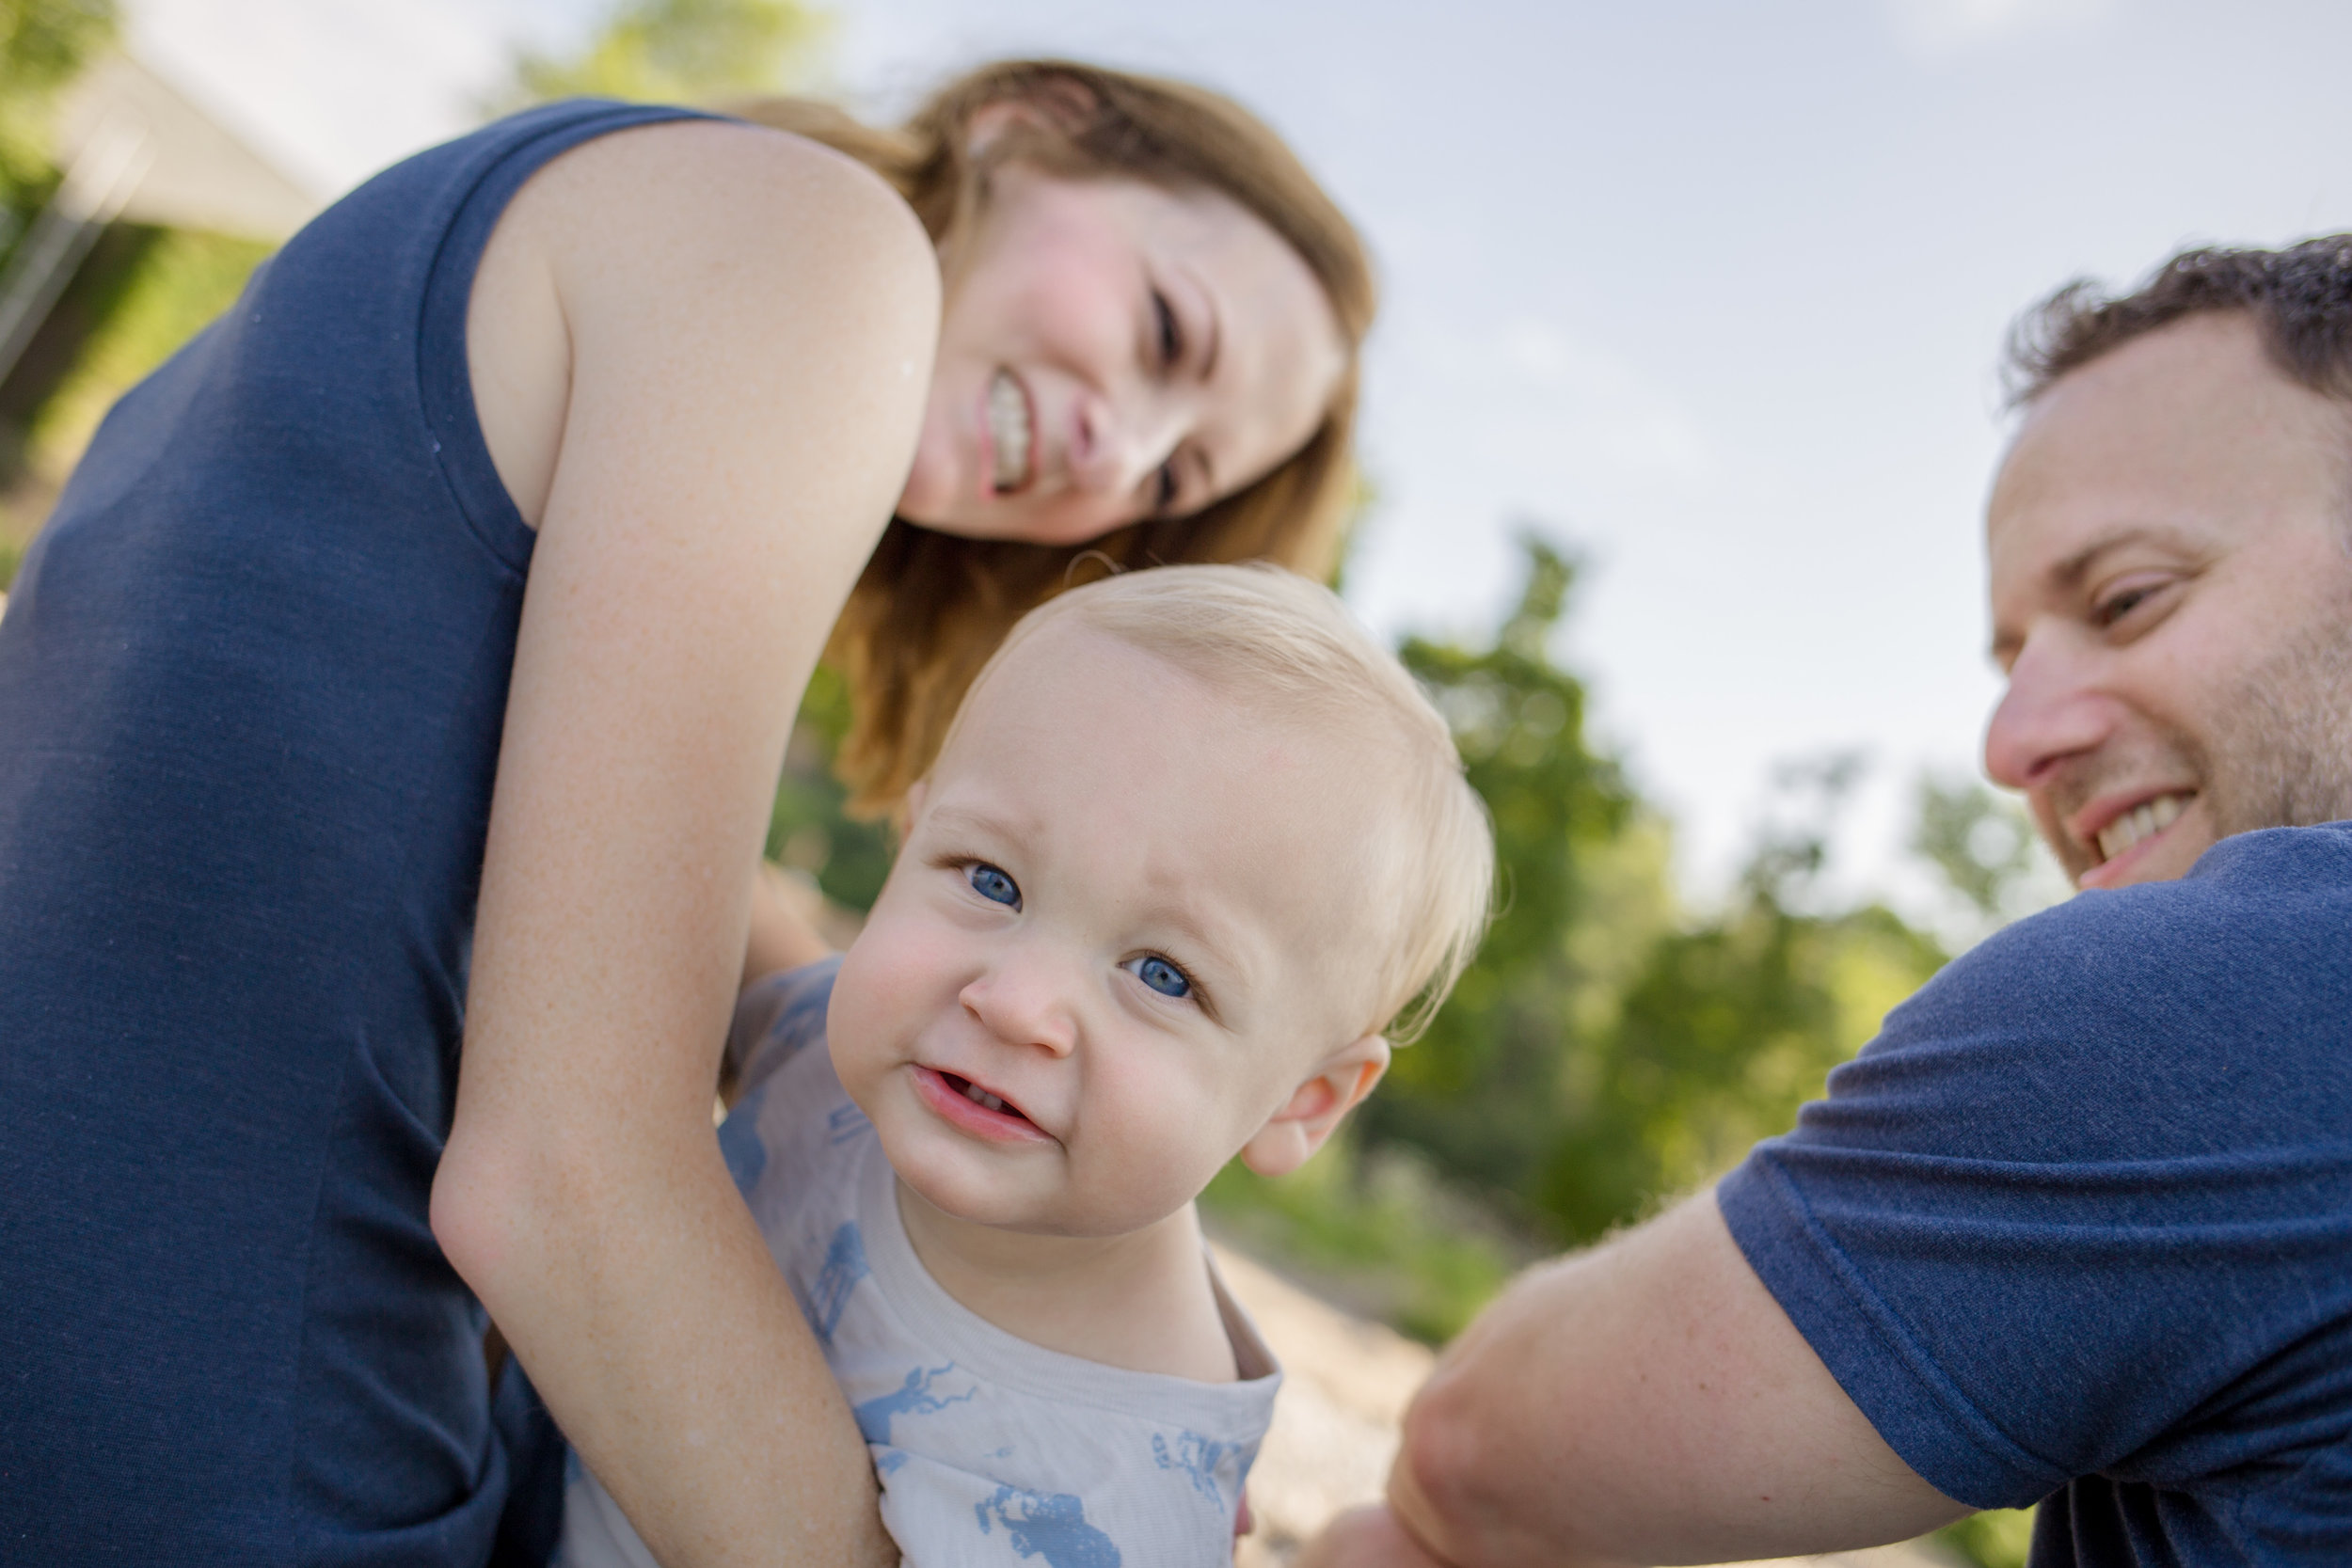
[559,563,1493,1566]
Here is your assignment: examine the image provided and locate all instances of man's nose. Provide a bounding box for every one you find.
[959,947,1078,1057]
[1983,626,2115,791]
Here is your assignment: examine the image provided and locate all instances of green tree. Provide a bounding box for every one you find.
[0,0,115,211]
[1540,756,1947,1243]
[500,0,829,110]
[1355,532,1644,1210]
[1913,770,2068,945]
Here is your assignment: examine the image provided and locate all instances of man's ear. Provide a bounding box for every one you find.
[1241,1035,1391,1179]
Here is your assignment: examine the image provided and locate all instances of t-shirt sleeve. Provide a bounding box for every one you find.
[1718,834,2352,1510]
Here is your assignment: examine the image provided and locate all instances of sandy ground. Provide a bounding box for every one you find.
[1213,1243,1956,1568]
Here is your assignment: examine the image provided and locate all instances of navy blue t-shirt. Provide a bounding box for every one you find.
[1720,823,2352,1566]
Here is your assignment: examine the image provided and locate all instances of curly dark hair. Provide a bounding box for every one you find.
[2005,233,2352,407]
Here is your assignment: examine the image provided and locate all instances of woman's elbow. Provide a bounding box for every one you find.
[430,1118,554,1310]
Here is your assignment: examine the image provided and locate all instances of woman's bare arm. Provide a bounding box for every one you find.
[1353,1192,1971,1568]
[430,121,936,1568]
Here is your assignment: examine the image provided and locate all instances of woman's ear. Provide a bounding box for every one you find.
[1240,1035,1391,1179]
[964,79,1100,157]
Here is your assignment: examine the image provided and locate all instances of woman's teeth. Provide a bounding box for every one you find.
[988,372,1030,492]
[2097,792,2186,862]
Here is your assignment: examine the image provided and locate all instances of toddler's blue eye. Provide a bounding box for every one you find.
[1128,955,1191,999]
[967,863,1020,908]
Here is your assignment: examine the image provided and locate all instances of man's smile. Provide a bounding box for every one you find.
[2067,786,2201,888]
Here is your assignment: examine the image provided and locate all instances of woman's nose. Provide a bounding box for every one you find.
[1983,626,2115,791]
[1068,386,1180,497]
[959,953,1078,1057]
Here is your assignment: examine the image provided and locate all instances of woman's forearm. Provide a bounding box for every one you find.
[437,1121,891,1568]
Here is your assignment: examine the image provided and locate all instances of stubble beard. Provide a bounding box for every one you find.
[2201,571,2352,841]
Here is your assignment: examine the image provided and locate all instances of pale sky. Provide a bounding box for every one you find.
[123,0,2352,907]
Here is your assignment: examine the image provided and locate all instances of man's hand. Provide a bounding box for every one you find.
[1296,1504,1456,1568]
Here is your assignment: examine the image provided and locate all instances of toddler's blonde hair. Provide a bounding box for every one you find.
[939,563,1493,1044]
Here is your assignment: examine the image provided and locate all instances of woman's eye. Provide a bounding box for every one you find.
[1125,954,1191,999]
[1152,289,1183,367]
[967,863,1021,909]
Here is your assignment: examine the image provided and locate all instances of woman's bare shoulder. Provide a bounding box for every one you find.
[469,116,938,528]
[516,117,932,302]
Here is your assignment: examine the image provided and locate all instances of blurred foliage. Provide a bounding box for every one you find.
[767,661,894,912]
[1914,768,2069,947]
[497,0,830,111]
[24,229,268,473]
[0,0,115,209]
[1938,1507,2038,1568]
[1354,534,1642,1211]
[1539,756,1947,1243]
[0,531,19,588]
[1346,536,1947,1249]
[1202,1136,1518,1344]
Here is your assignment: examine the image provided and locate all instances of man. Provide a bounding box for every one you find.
[1304,237,2352,1568]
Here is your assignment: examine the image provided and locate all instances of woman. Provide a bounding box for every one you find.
[0,62,1372,1566]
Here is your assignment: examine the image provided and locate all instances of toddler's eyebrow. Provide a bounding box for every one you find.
[922,800,1039,849]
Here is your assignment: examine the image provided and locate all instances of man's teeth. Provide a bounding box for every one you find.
[961,1079,1008,1114]
[2096,793,2186,862]
[987,372,1029,492]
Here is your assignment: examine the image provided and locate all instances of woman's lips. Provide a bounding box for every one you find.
[911,1065,1051,1144]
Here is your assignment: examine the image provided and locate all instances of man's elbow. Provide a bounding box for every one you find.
[1393,1362,1505,1565]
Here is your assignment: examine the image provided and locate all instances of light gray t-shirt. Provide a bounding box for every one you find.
[558,959,1281,1568]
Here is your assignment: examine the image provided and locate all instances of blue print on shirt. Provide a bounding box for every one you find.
[973,1485,1121,1567]
[803,1222,868,1348]
[852,1361,976,1446]
[717,1084,769,1196]
[1151,1430,1236,1509]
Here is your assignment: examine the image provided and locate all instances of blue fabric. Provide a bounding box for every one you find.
[1719,823,2352,1567]
[0,101,707,1566]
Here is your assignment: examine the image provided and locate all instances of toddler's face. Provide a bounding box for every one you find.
[828,621,1382,1238]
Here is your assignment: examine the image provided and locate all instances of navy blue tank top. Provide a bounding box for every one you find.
[0,101,707,1565]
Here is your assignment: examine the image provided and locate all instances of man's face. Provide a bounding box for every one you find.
[1984,311,2352,889]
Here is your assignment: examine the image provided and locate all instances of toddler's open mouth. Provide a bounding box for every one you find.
[941,1070,1028,1123]
[912,1066,1050,1144]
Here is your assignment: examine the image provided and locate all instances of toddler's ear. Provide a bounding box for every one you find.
[1240,1035,1390,1179]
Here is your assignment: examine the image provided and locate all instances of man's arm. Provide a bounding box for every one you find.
[1359,1192,1973,1568]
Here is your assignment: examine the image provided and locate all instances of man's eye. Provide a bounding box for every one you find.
[1124,954,1191,999]
[1152,289,1183,367]
[2093,581,2163,627]
[967,863,1020,909]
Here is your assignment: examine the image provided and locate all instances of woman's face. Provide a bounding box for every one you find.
[899,162,1346,546]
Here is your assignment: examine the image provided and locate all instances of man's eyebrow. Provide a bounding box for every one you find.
[1987,523,2204,663]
